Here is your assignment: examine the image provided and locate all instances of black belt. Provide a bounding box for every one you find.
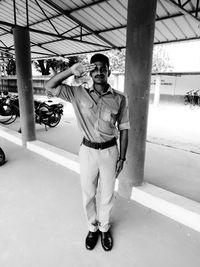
[82,137,116,150]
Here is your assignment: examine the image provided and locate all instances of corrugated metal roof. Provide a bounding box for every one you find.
[1,0,200,59]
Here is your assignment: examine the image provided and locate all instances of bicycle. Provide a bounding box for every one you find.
[184,90,194,106]
[184,89,200,107]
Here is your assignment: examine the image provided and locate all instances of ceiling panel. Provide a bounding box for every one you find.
[0,0,200,59]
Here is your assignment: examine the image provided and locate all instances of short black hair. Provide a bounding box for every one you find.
[90,53,109,68]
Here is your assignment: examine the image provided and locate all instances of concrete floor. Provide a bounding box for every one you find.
[1,137,200,267]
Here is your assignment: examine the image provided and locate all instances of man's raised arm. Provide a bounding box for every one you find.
[45,63,95,97]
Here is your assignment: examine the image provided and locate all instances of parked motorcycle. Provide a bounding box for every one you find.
[0,94,19,125]
[34,100,64,130]
[0,147,6,166]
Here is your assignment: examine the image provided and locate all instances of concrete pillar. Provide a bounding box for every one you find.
[119,0,157,197]
[154,75,161,106]
[13,26,36,146]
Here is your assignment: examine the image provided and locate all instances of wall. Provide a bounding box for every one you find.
[1,73,200,104]
[150,73,200,104]
[111,73,200,104]
[0,76,49,95]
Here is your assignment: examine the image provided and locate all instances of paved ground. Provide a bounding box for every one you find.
[1,137,200,267]
[2,97,200,202]
[147,103,200,154]
[5,95,200,154]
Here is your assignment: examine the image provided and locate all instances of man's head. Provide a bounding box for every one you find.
[90,53,111,85]
[90,53,110,68]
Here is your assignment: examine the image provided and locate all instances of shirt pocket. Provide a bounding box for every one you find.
[101,106,118,127]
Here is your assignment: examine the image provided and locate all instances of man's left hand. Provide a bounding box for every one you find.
[116,159,125,178]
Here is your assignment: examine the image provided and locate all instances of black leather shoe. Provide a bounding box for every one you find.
[100,230,113,251]
[85,230,99,250]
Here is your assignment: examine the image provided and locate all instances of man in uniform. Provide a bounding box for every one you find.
[45,53,130,251]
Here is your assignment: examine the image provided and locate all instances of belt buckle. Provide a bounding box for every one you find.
[97,143,100,150]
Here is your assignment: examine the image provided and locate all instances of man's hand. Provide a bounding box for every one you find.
[71,63,95,77]
[116,158,125,178]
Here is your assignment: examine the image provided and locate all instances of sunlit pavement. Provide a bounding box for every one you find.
[147,103,200,154]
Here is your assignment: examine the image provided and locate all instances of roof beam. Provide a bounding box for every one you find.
[0,46,54,57]
[69,0,108,13]
[47,4,200,41]
[30,41,59,57]
[31,35,107,49]
[32,47,119,60]
[35,0,60,35]
[195,0,200,17]
[1,0,198,43]
[28,28,111,49]
[182,0,191,8]
[0,0,108,39]
[43,0,116,48]
[164,0,200,23]
[0,26,11,34]
[0,21,110,49]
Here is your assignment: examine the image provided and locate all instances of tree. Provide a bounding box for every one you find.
[105,49,126,73]
[0,52,16,75]
[152,45,174,73]
[33,59,51,75]
[104,46,174,73]
[6,58,16,75]
[33,55,88,75]
[1,46,173,76]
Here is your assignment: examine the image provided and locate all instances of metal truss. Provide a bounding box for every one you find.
[1,0,200,59]
[42,0,116,48]
[164,0,200,23]
[0,0,114,59]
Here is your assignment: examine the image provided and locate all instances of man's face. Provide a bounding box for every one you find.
[90,61,110,84]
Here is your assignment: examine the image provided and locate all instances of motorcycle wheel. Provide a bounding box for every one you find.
[0,104,15,124]
[48,113,61,127]
[3,111,17,125]
[1,104,18,125]
[0,147,6,166]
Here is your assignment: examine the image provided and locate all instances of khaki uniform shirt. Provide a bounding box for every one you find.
[57,84,130,142]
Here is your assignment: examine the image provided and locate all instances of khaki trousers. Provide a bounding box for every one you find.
[79,144,119,232]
